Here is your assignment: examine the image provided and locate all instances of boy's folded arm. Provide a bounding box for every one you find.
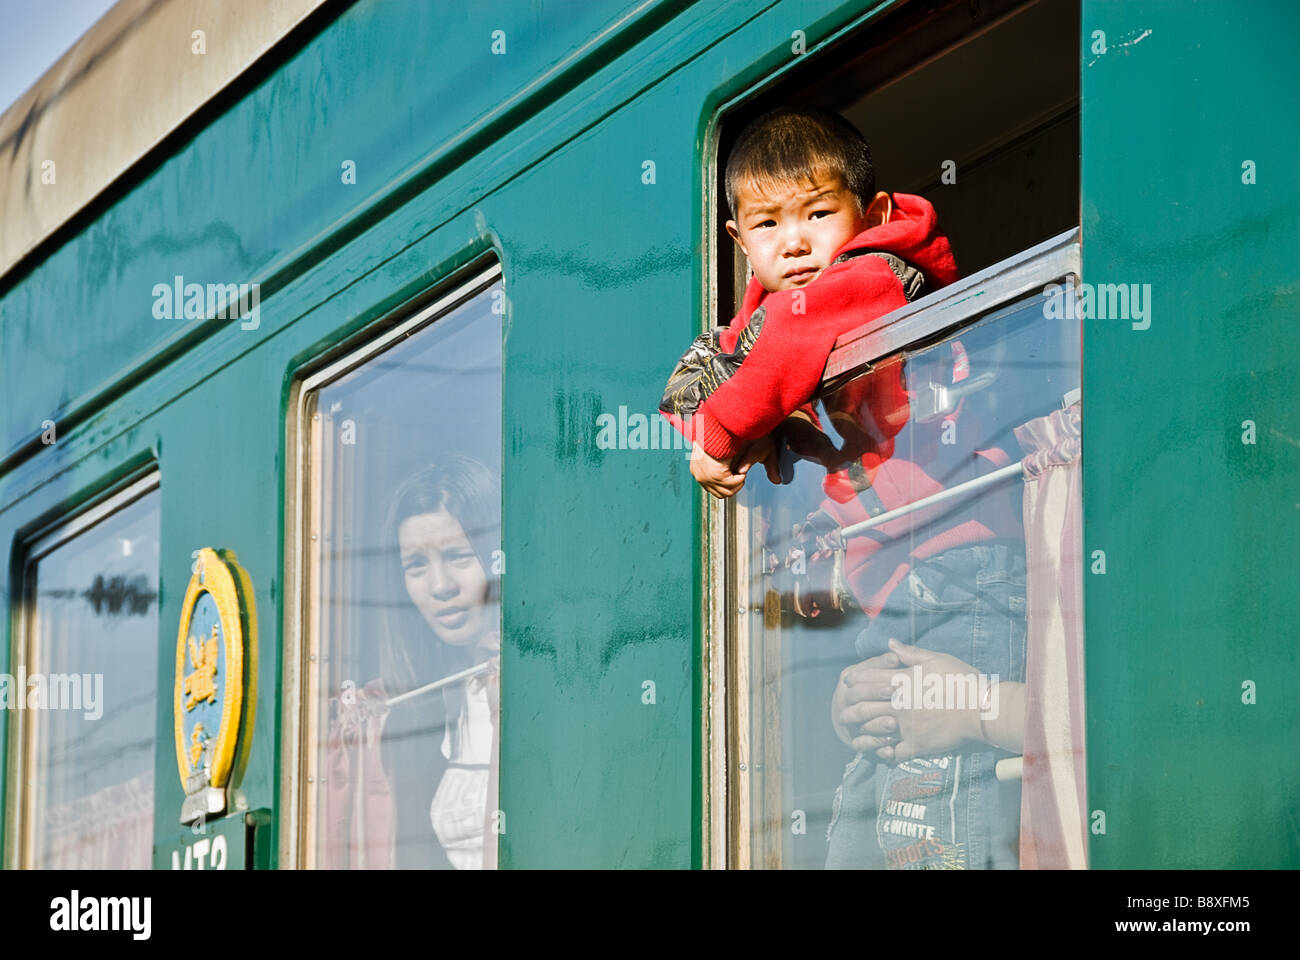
[658,325,736,443]
[694,261,909,460]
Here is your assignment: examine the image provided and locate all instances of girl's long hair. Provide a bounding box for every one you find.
[380,456,500,698]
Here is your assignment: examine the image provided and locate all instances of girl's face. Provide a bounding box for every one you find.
[398,510,490,647]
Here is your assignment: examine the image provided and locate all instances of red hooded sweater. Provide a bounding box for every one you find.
[684,192,961,461]
[662,193,1023,620]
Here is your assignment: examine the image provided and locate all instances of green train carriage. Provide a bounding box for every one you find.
[0,0,1295,870]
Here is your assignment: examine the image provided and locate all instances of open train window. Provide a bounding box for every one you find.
[284,264,503,869]
[716,0,1080,313]
[709,0,1083,869]
[5,473,161,868]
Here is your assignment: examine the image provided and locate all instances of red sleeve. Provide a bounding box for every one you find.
[693,257,909,461]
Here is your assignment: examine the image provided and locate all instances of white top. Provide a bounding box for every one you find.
[439,678,494,765]
[430,675,496,869]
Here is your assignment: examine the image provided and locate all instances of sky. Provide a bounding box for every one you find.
[0,0,120,116]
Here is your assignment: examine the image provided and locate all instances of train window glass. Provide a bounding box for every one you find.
[295,267,502,869]
[731,238,1081,869]
[11,475,160,868]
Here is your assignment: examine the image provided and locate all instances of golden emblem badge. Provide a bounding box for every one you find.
[174,547,257,824]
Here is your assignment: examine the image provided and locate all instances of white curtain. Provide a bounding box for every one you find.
[1014,402,1088,869]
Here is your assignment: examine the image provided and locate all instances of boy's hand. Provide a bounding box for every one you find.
[692,435,787,499]
[690,443,747,499]
[781,410,843,469]
[734,433,781,486]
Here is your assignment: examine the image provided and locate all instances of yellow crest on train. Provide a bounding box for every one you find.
[173,547,257,823]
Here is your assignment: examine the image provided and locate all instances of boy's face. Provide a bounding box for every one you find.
[726,170,887,292]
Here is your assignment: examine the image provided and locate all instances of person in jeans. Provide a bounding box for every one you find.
[791,348,1031,870]
[824,541,1028,870]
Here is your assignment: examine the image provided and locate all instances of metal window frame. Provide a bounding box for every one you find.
[712,228,1080,869]
[3,470,161,870]
[280,260,502,870]
[824,226,1081,385]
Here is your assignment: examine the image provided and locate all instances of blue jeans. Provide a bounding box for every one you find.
[825,541,1027,870]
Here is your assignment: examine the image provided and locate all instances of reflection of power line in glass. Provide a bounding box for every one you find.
[322,526,501,561]
[39,574,157,616]
[43,735,156,773]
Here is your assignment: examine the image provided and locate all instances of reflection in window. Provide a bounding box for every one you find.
[738,284,1082,869]
[305,275,502,869]
[21,482,160,868]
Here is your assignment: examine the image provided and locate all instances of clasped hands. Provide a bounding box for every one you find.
[831,638,991,763]
[690,412,843,500]
[689,436,779,499]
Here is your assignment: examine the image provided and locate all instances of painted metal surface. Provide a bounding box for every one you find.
[1081,0,1300,867]
[1,0,1295,870]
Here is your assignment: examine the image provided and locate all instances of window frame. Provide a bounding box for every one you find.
[707,227,1081,869]
[3,469,161,869]
[280,260,503,870]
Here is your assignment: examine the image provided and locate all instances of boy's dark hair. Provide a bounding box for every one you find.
[725,106,875,219]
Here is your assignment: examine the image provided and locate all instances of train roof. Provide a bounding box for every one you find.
[0,0,325,283]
